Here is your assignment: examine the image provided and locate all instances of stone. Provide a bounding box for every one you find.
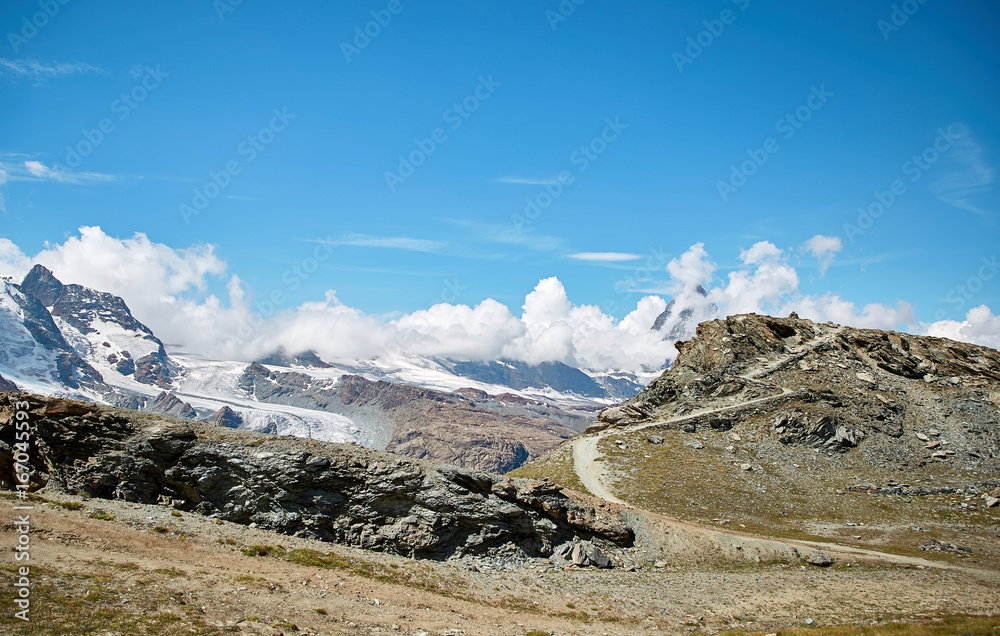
[740,463,752,471]
[925,440,940,449]
[928,428,941,436]
[684,440,704,450]
[646,435,664,445]
[805,551,833,567]
[855,372,876,384]
[984,497,999,508]
[915,432,930,441]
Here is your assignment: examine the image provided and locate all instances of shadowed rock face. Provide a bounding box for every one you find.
[0,373,18,392]
[0,394,633,560]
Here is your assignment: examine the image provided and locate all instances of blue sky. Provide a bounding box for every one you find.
[1,0,999,361]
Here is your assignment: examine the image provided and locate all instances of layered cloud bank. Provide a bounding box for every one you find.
[1,227,997,373]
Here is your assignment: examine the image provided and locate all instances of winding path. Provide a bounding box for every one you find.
[571,327,842,505]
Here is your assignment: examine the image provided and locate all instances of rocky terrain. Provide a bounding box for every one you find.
[0,393,628,562]
[516,313,1000,575]
[2,388,1000,634]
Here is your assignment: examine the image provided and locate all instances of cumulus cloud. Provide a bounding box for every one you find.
[4,227,676,371]
[802,234,842,275]
[925,305,1000,350]
[654,241,916,338]
[5,228,993,374]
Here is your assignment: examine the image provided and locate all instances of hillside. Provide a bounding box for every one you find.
[514,313,1000,567]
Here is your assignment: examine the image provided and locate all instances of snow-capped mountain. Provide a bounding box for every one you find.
[0,266,660,470]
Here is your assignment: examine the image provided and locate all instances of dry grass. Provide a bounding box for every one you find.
[718,615,1000,635]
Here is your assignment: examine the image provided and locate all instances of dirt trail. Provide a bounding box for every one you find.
[562,327,983,572]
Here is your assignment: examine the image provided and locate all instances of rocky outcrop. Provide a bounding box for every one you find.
[0,373,18,392]
[148,392,197,419]
[0,394,633,561]
[255,348,331,368]
[133,353,173,389]
[595,313,1000,470]
[210,405,243,428]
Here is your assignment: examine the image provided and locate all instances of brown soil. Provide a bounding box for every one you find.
[3,492,999,635]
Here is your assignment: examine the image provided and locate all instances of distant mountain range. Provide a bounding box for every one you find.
[0,265,665,471]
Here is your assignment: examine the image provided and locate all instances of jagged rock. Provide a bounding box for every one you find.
[210,406,244,429]
[0,373,19,392]
[0,394,633,561]
[597,401,653,426]
[147,392,197,419]
[646,435,664,445]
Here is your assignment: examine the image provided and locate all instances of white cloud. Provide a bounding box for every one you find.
[22,160,119,185]
[322,234,447,253]
[925,305,1000,350]
[495,176,563,185]
[652,241,916,338]
[0,238,30,278]
[0,58,106,81]
[569,252,641,262]
[802,234,842,275]
[930,123,995,215]
[6,227,676,371]
[8,229,992,375]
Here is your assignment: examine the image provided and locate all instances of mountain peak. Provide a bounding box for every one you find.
[21,264,64,307]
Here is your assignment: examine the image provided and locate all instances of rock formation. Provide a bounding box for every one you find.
[0,394,632,561]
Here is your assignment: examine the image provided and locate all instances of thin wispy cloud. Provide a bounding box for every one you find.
[319,234,448,253]
[495,176,564,186]
[0,58,106,82]
[569,252,642,262]
[931,123,995,216]
[445,218,566,253]
[22,160,120,185]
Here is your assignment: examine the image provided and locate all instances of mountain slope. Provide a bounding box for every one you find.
[516,313,1000,564]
